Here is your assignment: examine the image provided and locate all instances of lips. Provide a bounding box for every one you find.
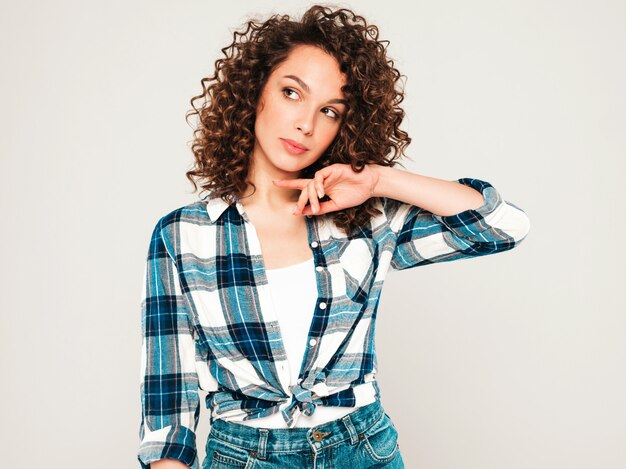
[280,138,308,151]
[279,138,309,156]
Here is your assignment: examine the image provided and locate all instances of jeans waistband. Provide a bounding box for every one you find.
[208,399,385,458]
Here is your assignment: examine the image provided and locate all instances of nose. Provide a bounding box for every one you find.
[295,107,315,136]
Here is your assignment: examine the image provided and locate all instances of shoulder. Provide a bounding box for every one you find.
[155,199,210,230]
[372,196,410,229]
[148,199,211,254]
[320,197,389,241]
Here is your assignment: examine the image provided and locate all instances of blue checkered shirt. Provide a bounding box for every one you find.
[138,177,531,468]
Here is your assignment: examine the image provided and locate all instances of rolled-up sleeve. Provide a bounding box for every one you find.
[383,178,530,272]
[138,219,200,469]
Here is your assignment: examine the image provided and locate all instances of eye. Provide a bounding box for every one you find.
[282,87,299,100]
[322,107,340,120]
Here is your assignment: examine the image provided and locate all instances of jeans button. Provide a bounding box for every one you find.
[313,431,330,442]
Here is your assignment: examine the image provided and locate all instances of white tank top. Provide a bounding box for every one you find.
[236,256,376,428]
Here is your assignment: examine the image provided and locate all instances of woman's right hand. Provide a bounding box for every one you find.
[151,459,190,469]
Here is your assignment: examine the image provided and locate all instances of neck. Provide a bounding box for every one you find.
[240,162,301,211]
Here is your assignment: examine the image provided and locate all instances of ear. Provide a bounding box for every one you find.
[256,98,265,113]
[255,91,266,114]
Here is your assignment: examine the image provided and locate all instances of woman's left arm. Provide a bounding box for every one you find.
[370,165,487,216]
[274,163,530,268]
[278,163,516,219]
[369,165,531,271]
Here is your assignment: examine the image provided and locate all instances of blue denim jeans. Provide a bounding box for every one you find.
[202,399,405,468]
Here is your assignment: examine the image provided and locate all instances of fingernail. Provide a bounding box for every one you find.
[317,190,323,198]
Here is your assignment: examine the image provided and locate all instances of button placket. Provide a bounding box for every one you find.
[309,236,322,349]
[298,215,330,386]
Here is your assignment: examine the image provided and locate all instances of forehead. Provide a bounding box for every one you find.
[271,45,346,90]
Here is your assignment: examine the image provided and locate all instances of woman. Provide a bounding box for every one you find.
[138,5,531,468]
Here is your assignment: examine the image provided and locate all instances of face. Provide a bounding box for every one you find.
[252,44,347,177]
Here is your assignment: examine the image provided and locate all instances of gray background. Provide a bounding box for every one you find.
[1,0,624,468]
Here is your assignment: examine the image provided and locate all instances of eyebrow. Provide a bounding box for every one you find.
[283,75,348,105]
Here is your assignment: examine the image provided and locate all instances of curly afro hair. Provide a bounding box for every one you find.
[185,4,411,236]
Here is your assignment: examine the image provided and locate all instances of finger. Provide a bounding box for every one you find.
[294,185,309,215]
[314,171,325,198]
[302,199,339,216]
[308,181,320,214]
[273,178,308,189]
[318,165,341,188]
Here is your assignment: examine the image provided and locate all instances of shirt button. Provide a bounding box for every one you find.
[309,339,317,346]
[310,241,319,248]
[319,302,327,309]
[315,266,323,272]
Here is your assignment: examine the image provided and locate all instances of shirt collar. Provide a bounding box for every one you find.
[205,195,230,222]
[204,193,250,223]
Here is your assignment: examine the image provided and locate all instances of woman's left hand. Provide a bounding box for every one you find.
[273,163,380,216]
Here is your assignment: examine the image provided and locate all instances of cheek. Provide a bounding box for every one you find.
[258,101,287,132]
[254,106,275,137]
[321,126,340,147]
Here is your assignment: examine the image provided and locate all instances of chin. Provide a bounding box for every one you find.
[278,163,311,175]
[272,154,319,173]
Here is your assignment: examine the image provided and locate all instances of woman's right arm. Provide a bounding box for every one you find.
[137,218,201,469]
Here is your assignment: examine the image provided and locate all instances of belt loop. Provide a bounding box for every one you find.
[255,428,269,460]
[341,413,360,445]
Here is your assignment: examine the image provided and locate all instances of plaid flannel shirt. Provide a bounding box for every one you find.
[138,177,531,468]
